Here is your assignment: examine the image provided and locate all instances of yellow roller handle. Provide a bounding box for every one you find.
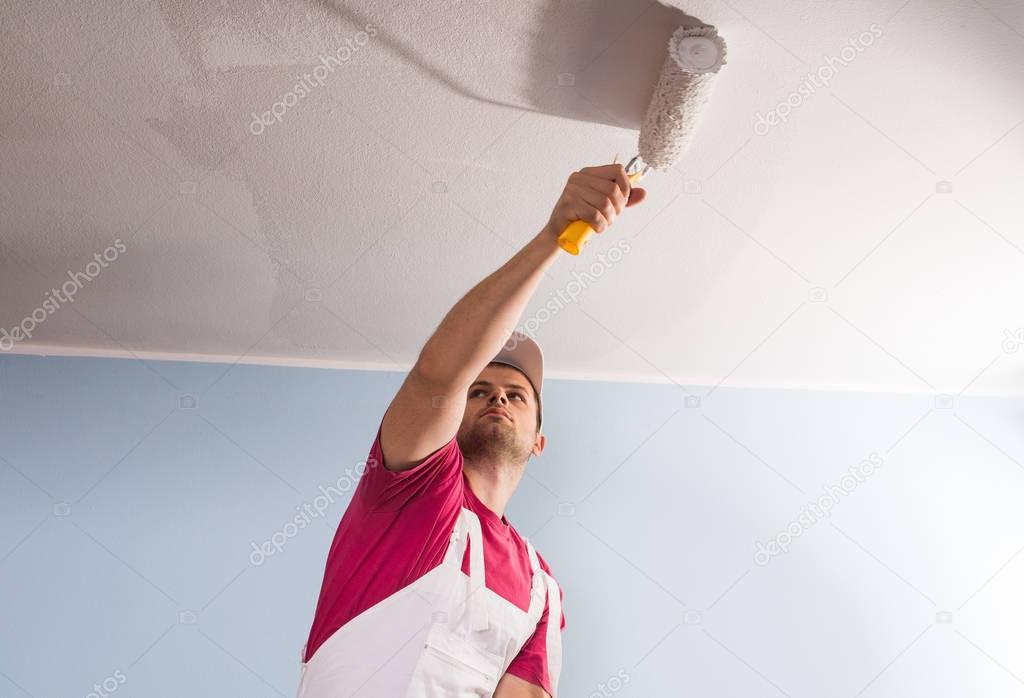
[557,169,646,255]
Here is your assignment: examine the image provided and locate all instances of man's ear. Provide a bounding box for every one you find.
[532,433,545,456]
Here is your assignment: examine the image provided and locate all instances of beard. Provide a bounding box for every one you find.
[457,417,533,470]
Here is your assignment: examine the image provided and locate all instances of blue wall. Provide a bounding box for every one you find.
[2,354,1022,697]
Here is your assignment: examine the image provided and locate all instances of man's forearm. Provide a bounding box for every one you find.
[415,163,643,388]
[417,228,560,387]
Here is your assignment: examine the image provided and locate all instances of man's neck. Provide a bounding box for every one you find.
[463,460,525,521]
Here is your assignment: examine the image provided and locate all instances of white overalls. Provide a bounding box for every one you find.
[296,507,563,697]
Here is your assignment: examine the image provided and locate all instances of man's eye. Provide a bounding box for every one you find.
[469,389,522,400]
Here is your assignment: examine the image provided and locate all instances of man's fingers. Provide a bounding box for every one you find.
[625,187,647,207]
[573,199,610,232]
[550,164,645,238]
[568,182,616,230]
[588,174,628,214]
[572,173,627,214]
[565,189,609,231]
[578,164,631,202]
[610,166,631,203]
[578,205,610,232]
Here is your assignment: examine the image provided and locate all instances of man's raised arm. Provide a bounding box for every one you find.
[379,165,645,472]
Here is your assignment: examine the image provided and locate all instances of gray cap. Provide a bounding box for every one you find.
[489,331,544,424]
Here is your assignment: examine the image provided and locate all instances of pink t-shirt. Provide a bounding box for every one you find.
[302,414,565,695]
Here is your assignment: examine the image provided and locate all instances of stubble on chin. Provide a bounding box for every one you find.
[459,420,529,468]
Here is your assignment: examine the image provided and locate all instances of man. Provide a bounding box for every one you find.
[297,164,647,697]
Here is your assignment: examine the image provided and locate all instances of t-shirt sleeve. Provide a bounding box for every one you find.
[354,409,463,513]
[505,567,565,697]
[301,411,463,665]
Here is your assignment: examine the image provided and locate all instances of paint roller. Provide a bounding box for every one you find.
[558,25,728,255]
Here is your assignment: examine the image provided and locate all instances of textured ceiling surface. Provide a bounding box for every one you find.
[1,0,1023,396]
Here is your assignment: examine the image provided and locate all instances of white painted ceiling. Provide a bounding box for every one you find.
[1,0,1023,397]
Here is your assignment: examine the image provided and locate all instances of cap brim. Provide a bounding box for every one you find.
[490,331,544,404]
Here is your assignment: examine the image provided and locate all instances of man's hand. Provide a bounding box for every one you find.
[543,163,647,239]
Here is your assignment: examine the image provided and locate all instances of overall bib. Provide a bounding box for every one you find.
[296,507,563,697]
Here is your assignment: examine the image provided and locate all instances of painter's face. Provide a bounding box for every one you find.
[456,365,542,465]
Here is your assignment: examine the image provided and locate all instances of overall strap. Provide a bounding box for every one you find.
[462,508,489,631]
[524,538,546,620]
[442,507,470,569]
[544,570,563,695]
[525,538,541,575]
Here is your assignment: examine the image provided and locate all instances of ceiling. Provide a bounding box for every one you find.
[1,0,1023,397]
